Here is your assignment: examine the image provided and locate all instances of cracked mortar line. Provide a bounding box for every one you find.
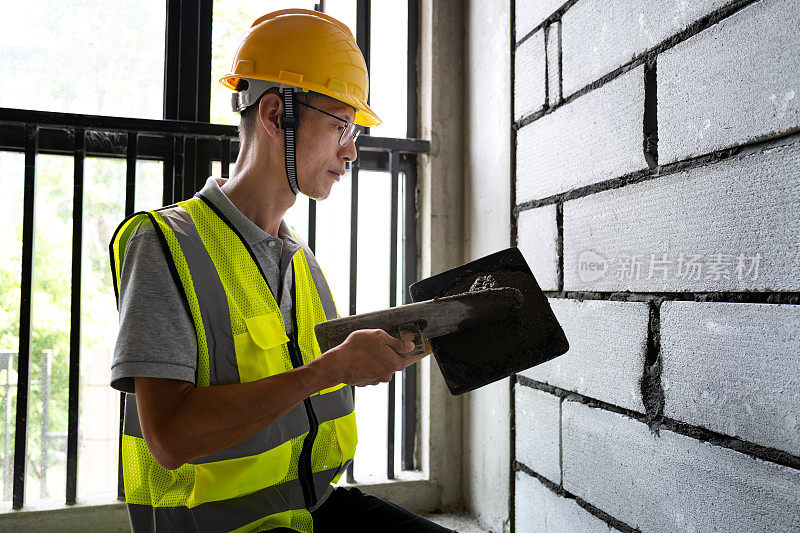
[643,54,658,168]
[641,298,665,432]
[556,201,564,292]
[515,461,639,533]
[558,396,564,487]
[544,22,550,109]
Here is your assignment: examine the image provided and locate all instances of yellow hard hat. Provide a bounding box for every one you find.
[220,8,381,127]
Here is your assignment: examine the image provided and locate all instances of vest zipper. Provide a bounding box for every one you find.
[199,198,322,509]
[287,332,319,509]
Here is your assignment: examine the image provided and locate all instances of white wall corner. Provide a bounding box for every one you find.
[418,0,467,512]
[463,0,512,531]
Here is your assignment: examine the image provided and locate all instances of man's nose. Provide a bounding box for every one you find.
[341,137,358,164]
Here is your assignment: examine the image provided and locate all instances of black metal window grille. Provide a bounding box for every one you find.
[0,0,426,510]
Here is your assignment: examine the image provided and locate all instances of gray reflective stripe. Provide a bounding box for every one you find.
[127,502,197,533]
[310,384,355,421]
[123,393,143,438]
[190,402,308,465]
[157,206,238,386]
[192,481,299,533]
[190,385,353,464]
[309,459,351,512]
[192,467,339,532]
[297,240,338,321]
[126,467,342,533]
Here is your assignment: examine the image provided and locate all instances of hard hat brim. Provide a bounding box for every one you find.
[220,74,382,127]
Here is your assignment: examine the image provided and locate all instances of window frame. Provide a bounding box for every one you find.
[0,0,451,522]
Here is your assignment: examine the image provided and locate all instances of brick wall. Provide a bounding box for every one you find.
[510,0,800,531]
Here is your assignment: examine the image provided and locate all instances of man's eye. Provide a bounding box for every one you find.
[333,123,344,132]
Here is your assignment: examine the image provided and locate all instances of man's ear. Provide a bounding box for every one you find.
[257,93,283,139]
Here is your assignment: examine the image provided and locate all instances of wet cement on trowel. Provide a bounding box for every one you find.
[430,268,568,395]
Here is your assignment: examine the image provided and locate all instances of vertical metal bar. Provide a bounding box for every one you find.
[401,0,420,472]
[308,200,317,254]
[387,377,396,479]
[3,353,13,500]
[407,0,419,139]
[182,139,196,201]
[126,133,137,215]
[196,0,213,123]
[119,132,138,500]
[172,0,198,198]
[178,0,199,121]
[40,350,50,499]
[356,0,371,136]
[387,151,400,479]
[174,136,185,202]
[221,138,231,179]
[389,152,400,306]
[117,390,125,500]
[13,124,38,509]
[349,162,359,318]
[388,153,400,306]
[66,128,85,504]
[401,158,418,470]
[163,135,175,205]
[356,0,371,83]
[194,138,210,195]
[162,0,180,202]
[163,0,181,121]
[346,160,360,484]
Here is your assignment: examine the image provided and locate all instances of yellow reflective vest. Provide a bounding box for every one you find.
[110,194,357,533]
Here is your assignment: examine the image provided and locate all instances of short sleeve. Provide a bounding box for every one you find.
[110,219,198,393]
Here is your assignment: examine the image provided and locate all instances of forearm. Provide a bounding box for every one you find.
[136,355,341,470]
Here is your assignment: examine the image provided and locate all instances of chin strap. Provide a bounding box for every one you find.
[281,88,301,195]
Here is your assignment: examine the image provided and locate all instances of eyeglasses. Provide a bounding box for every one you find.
[296,100,362,147]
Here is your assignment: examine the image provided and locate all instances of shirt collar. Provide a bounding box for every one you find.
[197,177,299,248]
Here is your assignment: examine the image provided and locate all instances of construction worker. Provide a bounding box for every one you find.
[109,9,452,533]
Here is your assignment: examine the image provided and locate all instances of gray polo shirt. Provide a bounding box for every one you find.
[110,177,302,393]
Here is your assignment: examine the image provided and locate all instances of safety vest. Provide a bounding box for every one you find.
[110,194,357,533]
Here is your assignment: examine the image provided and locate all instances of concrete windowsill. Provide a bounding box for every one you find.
[423,512,489,532]
[0,474,450,532]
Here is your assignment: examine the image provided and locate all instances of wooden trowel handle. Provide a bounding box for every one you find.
[314,287,522,354]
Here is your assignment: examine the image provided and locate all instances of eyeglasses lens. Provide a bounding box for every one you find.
[339,123,359,147]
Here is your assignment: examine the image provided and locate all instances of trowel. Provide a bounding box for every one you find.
[314,247,569,395]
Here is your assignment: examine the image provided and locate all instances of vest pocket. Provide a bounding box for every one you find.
[333,411,358,463]
[234,313,290,382]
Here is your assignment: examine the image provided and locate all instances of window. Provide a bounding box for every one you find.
[0,0,426,515]
[0,1,166,508]
[0,1,165,119]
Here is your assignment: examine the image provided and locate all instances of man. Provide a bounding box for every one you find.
[110,9,451,533]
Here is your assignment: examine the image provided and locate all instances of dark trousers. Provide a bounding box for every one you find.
[273,487,457,532]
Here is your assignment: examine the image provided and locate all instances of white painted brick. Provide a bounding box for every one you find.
[515,385,561,484]
[515,0,565,41]
[521,299,648,413]
[563,138,800,292]
[661,301,800,456]
[659,0,800,164]
[516,65,646,203]
[562,401,800,533]
[515,471,613,533]
[514,30,546,121]
[561,0,728,96]
[516,204,558,291]
[546,22,561,105]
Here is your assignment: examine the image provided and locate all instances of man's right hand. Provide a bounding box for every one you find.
[312,329,430,387]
